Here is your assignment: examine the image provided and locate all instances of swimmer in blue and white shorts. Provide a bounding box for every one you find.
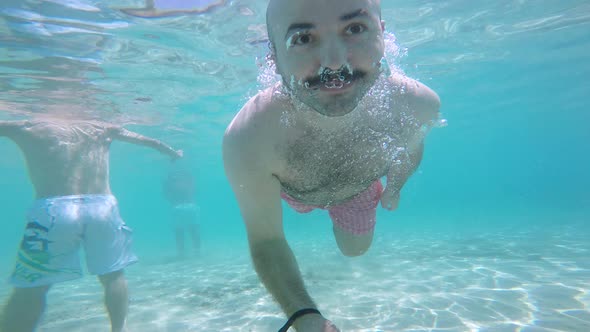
[0,118,182,332]
[11,195,137,288]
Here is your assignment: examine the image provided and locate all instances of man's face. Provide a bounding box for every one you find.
[268,0,385,116]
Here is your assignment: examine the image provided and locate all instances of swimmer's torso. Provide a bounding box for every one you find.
[12,120,114,198]
[269,87,418,206]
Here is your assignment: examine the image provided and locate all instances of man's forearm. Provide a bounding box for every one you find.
[134,136,179,159]
[115,128,178,158]
[144,138,178,157]
[250,238,317,316]
[386,143,424,191]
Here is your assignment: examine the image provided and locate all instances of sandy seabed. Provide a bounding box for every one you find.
[2,224,589,332]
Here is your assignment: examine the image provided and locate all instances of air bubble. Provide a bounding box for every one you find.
[436,118,448,128]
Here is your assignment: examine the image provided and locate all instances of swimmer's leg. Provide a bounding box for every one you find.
[1,285,51,332]
[175,227,185,257]
[98,270,128,332]
[328,181,383,257]
[188,223,200,253]
[332,227,374,257]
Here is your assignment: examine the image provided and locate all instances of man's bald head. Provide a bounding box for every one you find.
[265,0,382,50]
[263,0,386,117]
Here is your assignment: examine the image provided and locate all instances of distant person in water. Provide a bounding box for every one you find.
[120,0,226,18]
[223,0,440,331]
[0,115,182,332]
[163,168,200,257]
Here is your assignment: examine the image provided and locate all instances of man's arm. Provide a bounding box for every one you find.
[381,76,441,210]
[223,131,331,331]
[381,142,424,209]
[390,73,440,127]
[110,127,182,159]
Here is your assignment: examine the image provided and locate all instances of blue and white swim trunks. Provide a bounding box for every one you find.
[11,195,138,288]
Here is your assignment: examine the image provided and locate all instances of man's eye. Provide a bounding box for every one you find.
[290,32,313,46]
[345,24,366,35]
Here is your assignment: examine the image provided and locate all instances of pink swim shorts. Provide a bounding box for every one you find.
[281,181,384,235]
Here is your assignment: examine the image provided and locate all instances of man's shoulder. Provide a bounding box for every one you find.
[0,119,30,128]
[225,87,286,140]
[388,73,441,123]
[390,74,439,104]
[223,87,287,171]
[0,120,29,140]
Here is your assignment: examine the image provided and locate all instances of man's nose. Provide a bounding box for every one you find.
[320,39,348,70]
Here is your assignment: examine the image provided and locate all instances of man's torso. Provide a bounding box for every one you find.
[12,120,114,198]
[246,84,420,206]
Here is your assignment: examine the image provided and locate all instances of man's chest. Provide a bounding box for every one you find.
[277,122,402,193]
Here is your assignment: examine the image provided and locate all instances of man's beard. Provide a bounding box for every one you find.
[283,65,381,117]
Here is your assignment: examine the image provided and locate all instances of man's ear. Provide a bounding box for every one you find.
[267,41,279,74]
[381,20,386,32]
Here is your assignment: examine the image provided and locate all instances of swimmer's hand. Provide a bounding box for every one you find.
[380,185,400,211]
[294,315,340,332]
[174,149,184,159]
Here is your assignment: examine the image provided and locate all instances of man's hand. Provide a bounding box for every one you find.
[380,185,400,211]
[293,314,340,332]
[172,149,184,160]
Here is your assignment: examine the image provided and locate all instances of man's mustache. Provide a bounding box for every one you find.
[302,66,366,89]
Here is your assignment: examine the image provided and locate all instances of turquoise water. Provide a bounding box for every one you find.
[1,0,589,331]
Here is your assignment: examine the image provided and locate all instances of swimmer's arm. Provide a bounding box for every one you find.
[0,120,26,138]
[223,135,322,328]
[386,142,424,194]
[111,127,182,159]
[385,75,440,192]
[390,74,441,128]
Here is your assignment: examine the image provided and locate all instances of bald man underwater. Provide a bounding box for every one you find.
[0,116,182,332]
[223,0,440,331]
